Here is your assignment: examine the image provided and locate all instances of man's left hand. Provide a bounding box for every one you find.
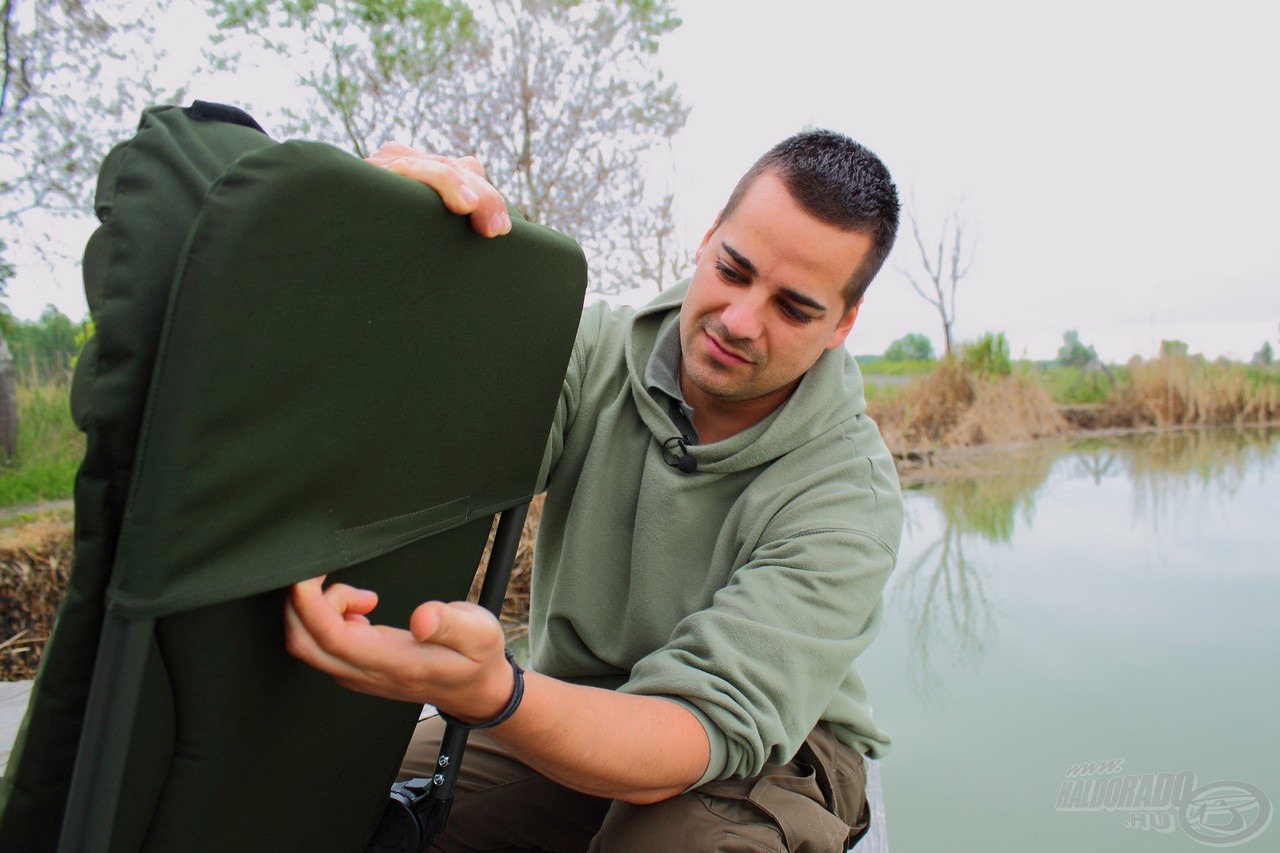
[284,576,514,722]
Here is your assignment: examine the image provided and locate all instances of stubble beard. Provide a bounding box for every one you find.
[683,316,767,402]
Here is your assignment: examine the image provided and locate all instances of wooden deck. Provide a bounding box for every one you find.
[857,759,890,850]
[0,680,32,775]
[2,680,888,849]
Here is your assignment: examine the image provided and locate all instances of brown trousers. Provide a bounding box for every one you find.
[398,716,869,852]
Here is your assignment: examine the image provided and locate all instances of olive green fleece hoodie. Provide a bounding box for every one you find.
[531,282,902,785]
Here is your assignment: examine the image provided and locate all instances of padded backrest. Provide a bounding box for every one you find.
[0,103,277,849]
[0,103,586,851]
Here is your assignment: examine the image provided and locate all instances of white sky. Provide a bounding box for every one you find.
[8,0,1278,362]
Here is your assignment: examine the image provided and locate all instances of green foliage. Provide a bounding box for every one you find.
[0,381,83,506]
[1244,362,1280,392]
[862,380,901,404]
[0,237,12,291]
[1039,364,1121,405]
[0,237,12,333]
[6,306,87,381]
[860,358,935,377]
[1057,329,1098,368]
[1160,339,1190,358]
[1253,341,1274,366]
[884,332,935,362]
[70,318,95,369]
[960,332,1011,378]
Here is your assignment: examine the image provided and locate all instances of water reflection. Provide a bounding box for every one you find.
[894,426,1278,691]
[1103,428,1277,530]
[896,452,1054,693]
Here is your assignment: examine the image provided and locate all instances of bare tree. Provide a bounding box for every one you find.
[895,519,994,695]
[900,200,976,356]
[211,0,691,294]
[611,145,691,293]
[1,0,177,264]
[208,0,474,159]
[437,0,689,293]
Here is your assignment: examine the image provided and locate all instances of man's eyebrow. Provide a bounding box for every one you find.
[721,241,828,313]
[779,287,827,314]
[721,242,758,277]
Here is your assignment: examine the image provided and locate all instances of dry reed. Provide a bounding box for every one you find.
[1103,356,1280,427]
[868,359,1066,451]
[1,519,73,681]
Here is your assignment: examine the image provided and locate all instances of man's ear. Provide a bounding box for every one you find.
[693,211,723,264]
[824,298,862,350]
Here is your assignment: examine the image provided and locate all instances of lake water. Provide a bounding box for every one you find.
[858,428,1279,852]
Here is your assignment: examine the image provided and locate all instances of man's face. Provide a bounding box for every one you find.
[679,172,873,408]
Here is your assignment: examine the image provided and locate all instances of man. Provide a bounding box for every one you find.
[285,130,903,851]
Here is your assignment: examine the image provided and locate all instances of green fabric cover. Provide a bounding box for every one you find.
[0,103,586,851]
[1,103,276,850]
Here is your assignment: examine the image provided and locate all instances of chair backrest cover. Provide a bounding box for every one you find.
[0,103,586,851]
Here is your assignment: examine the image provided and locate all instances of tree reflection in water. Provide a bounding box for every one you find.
[893,426,1278,693]
[896,453,1053,695]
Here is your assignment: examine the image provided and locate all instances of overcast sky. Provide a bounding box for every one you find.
[8,0,1277,362]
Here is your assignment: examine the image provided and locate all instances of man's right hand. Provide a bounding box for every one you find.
[365,143,512,238]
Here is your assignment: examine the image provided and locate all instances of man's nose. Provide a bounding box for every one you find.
[720,293,764,342]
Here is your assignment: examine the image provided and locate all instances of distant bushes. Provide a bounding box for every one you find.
[867,347,1280,452]
[2,307,88,383]
[883,332,935,362]
[960,332,1012,379]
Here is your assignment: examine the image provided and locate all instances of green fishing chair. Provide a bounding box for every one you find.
[0,102,586,851]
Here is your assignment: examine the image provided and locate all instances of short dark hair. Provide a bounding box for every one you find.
[719,129,899,310]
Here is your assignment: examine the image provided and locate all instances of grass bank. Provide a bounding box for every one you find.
[0,381,83,507]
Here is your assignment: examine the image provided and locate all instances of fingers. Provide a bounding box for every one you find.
[323,581,379,620]
[409,600,504,662]
[453,155,486,179]
[365,142,511,238]
[284,578,352,674]
[283,573,509,710]
[365,142,439,163]
[285,578,382,674]
[407,601,513,721]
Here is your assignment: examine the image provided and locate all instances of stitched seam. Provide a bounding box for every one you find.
[785,527,898,558]
[337,497,469,535]
[724,831,782,852]
[334,497,469,564]
[696,794,775,832]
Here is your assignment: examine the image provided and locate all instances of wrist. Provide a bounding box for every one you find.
[439,649,524,730]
